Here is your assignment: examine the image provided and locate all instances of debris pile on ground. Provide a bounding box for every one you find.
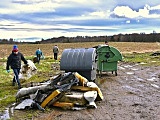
[19,60,37,80]
[15,72,103,111]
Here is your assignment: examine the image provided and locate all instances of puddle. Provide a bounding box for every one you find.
[147,77,156,82]
[0,104,15,120]
[131,68,139,71]
[151,84,159,89]
[136,77,144,82]
[122,85,141,94]
[123,65,133,68]
[126,72,135,75]
[0,108,10,120]
[118,66,126,70]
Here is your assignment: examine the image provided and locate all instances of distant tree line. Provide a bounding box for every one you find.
[40,36,107,43]
[40,33,160,44]
[0,33,160,44]
[0,38,17,44]
[0,38,35,44]
[111,33,160,42]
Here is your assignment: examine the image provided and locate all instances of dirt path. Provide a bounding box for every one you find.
[32,62,160,120]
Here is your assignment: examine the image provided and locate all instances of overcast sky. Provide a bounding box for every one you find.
[0,0,160,41]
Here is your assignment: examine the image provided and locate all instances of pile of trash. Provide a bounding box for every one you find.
[19,60,37,80]
[15,72,103,111]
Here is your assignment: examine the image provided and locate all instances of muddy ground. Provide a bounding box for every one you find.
[25,62,159,120]
[4,62,159,120]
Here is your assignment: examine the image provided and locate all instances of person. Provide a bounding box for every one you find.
[35,48,44,64]
[105,40,109,46]
[53,45,59,60]
[6,45,28,89]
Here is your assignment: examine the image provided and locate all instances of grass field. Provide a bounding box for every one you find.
[0,42,160,118]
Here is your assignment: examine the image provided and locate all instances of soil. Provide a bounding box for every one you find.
[30,62,160,120]
[2,61,159,120]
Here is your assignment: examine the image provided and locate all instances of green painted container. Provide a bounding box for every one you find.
[96,45,122,76]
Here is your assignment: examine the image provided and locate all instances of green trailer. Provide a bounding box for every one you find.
[96,45,122,76]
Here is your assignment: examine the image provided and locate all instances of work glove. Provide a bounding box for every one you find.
[6,70,10,73]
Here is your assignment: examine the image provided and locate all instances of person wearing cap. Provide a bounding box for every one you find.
[6,45,28,89]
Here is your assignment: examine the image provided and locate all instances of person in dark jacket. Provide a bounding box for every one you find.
[6,45,28,89]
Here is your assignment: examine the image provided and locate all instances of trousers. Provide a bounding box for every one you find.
[13,68,21,86]
[54,53,58,60]
[37,54,41,63]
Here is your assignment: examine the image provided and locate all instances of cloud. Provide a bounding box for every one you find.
[151,4,160,10]
[0,0,160,41]
[0,0,57,14]
[113,5,150,18]
[113,4,160,19]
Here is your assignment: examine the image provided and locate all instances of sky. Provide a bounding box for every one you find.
[0,0,160,42]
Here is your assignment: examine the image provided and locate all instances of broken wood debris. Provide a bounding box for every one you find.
[15,72,103,111]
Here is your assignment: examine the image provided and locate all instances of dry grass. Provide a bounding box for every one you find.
[0,42,160,58]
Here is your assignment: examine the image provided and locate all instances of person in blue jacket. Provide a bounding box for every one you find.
[35,48,44,64]
[6,45,28,89]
